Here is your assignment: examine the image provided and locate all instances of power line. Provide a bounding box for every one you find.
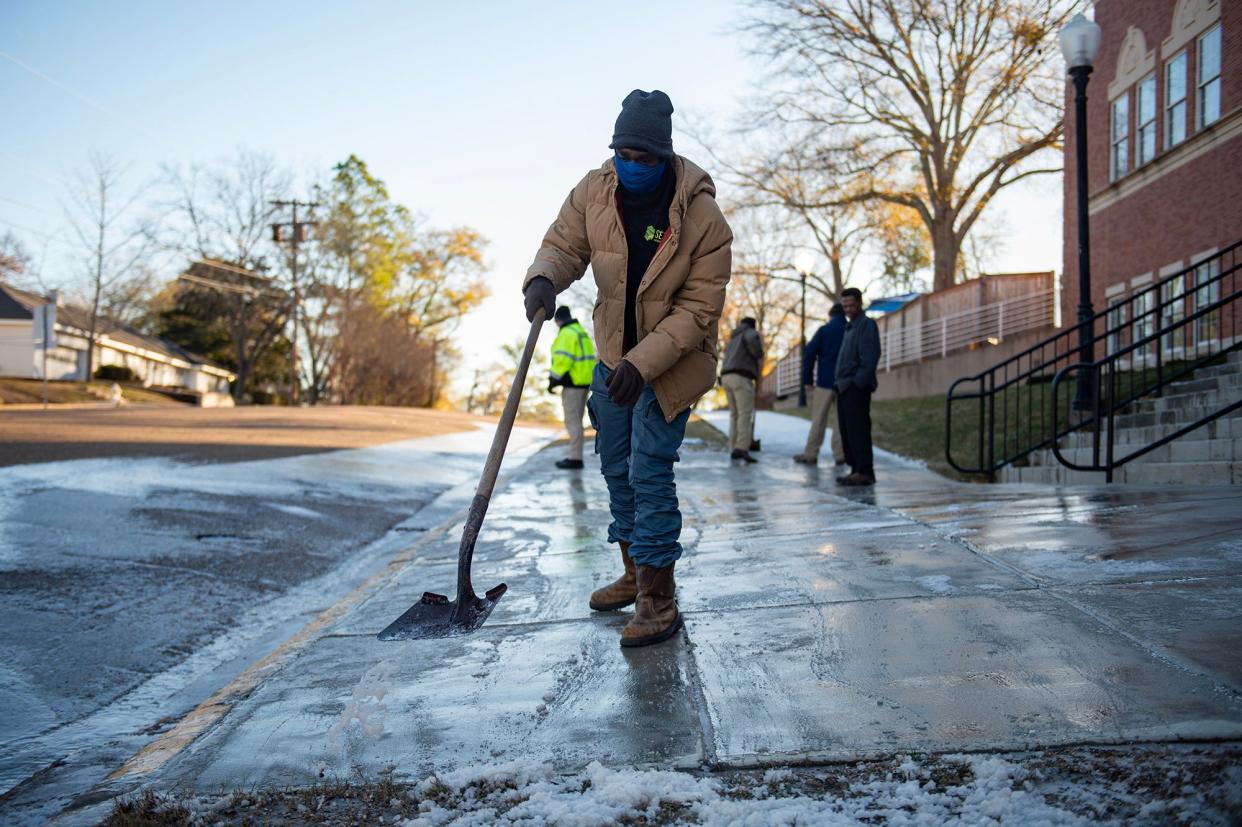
[0,215,68,247]
[0,49,116,118]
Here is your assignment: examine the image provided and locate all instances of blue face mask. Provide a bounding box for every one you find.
[615,153,666,194]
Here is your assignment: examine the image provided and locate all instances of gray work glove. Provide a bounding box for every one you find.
[606,359,644,407]
[524,277,555,323]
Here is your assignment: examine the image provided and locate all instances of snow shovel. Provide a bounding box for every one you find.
[377,307,546,641]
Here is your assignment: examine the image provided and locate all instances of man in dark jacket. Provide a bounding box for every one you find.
[834,287,881,486]
[794,303,846,466]
[720,317,763,463]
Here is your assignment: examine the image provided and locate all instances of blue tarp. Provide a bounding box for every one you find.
[866,292,921,314]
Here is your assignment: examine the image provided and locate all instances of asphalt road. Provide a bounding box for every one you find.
[0,404,547,823]
[0,404,486,466]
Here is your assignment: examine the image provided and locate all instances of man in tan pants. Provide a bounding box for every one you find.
[795,303,847,466]
[720,317,763,463]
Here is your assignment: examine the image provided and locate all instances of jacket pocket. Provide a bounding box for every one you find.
[654,345,718,412]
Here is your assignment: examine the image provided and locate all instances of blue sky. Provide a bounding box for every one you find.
[1,0,1061,387]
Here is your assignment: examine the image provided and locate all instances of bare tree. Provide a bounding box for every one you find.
[0,231,32,284]
[702,133,878,301]
[721,208,813,365]
[333,302,435,406]
[155,149,296,400]
[744,0,1077,292]
[872,201,932,294]
[171,260,290,402]
[64,152,153,379]
[159,148,292,270]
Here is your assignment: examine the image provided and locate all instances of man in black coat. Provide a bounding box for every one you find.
[834,287,882,486]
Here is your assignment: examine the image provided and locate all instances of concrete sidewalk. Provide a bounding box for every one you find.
[74,412,1242,819]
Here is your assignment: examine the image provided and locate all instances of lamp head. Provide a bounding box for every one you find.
[794,250,816,276]
[1059,13,1101,70]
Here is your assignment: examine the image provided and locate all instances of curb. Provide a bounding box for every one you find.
[53,440,555,823]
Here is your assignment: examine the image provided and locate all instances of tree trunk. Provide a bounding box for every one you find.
[931,220,959,293]
[233,362,249,403]
[829,256,844,299]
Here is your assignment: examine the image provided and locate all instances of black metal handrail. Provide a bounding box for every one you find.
[1051,281,1242,481]
[946,241,1241,478]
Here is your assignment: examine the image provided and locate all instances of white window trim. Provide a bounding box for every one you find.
[1164,51,1188,148]
[1137,73,1158,164]
[1162,0,1221,59]
[1197,24,1222,129]
[1110,93,1131,181]
[1130,272,1154,289]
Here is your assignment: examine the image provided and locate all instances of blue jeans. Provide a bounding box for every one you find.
[587,362,690,568]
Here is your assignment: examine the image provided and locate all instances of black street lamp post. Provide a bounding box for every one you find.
[799,270,808,408]
[1060,13,1103,412]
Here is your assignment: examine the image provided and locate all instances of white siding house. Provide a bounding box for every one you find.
[0,282,235,406]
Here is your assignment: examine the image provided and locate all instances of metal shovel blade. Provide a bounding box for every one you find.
[376,309,544,644]
[376,584,507,641]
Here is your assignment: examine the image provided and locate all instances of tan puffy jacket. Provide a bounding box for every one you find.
[523,155,733,422]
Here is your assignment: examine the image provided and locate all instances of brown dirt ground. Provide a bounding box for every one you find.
[0,405,493,467]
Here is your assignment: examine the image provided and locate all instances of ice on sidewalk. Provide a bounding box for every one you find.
[75,413,1242,825]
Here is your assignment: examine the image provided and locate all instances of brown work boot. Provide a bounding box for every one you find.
[589,542,637,611]
[620,562,683,647]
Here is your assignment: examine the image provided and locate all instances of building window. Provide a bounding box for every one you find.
[1160,274,1187,356]
[1198,24,1221,129]
[1137,74,1157,164]
[1106,298,1128,356]
[1133,288,1156,361]
[1165,52,1188,148]
[1194,259,1221,345]
[1111,94,1130,180]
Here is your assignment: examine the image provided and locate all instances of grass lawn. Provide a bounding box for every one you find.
[685,413,730,450]
[784,395,990,483]
[0,378,183,406]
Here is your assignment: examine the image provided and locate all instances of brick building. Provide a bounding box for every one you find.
[1063,0,1240,352]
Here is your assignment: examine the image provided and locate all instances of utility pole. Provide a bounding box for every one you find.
[271,199,319,405]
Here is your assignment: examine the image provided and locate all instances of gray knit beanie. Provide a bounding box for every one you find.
[609,89,674,159]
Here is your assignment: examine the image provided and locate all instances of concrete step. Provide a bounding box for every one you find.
[1193,362,1242,379]
[1063,417,1240,449]
[1160,374,1242,398]
[1117,461,1240,485]
[999,464,1108,485]
[1123,376,1241,412]
[1112,403,1242,430]
[1127,388,1229,414]
[1049,438,1242,466]
[1003,457,1240,485]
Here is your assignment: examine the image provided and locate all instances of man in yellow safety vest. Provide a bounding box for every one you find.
[548,305,597,469]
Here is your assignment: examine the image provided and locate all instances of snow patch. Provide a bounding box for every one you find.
[327,660,398,752]
[915,575,954,594]
[396,755,1108,826]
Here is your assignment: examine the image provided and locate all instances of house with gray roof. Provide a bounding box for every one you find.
[0,282,235,406]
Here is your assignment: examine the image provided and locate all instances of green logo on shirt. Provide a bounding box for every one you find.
[644,225,664,243]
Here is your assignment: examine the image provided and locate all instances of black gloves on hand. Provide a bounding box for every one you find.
[524,277,556,323]
[606,359,644,407]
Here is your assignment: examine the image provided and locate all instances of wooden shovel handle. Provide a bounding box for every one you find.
[454,306,546,603]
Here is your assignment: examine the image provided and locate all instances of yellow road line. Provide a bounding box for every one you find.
[107,510,460,782]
